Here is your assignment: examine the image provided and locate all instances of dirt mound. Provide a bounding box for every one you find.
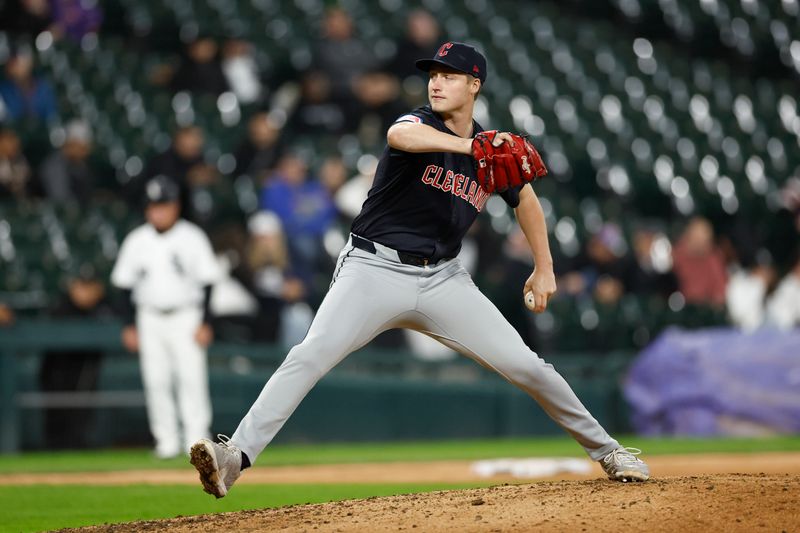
[65,474,799,532]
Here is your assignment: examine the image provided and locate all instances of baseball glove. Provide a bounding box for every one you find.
[471,130,548,193]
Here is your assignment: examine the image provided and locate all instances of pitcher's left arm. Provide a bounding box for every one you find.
[514,184,557,313]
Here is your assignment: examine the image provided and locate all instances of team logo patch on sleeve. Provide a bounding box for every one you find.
[395,114,422,124]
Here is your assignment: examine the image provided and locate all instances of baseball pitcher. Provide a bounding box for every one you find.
[190,42,649,497]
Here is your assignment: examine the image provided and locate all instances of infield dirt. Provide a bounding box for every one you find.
[62,474,799,532]
[48,453,800,532]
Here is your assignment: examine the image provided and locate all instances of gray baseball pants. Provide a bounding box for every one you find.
[231,236,620,463]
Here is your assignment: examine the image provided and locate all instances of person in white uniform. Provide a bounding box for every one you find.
[111,175,221,458]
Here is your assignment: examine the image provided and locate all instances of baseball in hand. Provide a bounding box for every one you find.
[525,291,536,310]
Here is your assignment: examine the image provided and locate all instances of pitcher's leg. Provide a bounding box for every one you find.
[231,253,416,463]
[418,265,619,460]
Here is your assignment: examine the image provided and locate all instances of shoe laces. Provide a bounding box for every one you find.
[214,435,241,488]
[216,434,240,456]
[603,447,643,467]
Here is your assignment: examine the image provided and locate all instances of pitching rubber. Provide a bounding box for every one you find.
[190,440,227,498]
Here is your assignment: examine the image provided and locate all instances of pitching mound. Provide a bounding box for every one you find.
[66,474,798,532]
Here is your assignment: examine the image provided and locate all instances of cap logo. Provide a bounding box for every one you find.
[437,42,453,57]
[473,65,480,74]
[147,181,162,199]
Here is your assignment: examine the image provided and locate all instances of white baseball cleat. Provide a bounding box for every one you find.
[190,435,242,498]
[600,447,650,482]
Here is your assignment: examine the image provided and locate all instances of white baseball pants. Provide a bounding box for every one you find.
[137,307,212,457]
[232,237,620,463]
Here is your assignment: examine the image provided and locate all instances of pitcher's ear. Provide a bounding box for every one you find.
[471,77,481,99]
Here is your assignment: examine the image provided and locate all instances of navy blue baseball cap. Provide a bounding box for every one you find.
[415,42,487,83]
[145,175,180,204]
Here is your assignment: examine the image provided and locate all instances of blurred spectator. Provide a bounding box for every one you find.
[231,211,310,343]
[334,154,377,222]
[351,70,405,147]
[171,36,229,96]
[259,153,337,291]
[0,303,15,326]
[38,119,94,205]
[49,0,102,42]
[726,261,776,332]
[0,0,52,36]
[390,9,442,81]
[288,70,346,136]
[142,125,212,218]
[221,39,264,105]
[233,112,282,180]
[765,177,800,270]
[585,223,632,285]
[628,225,677,297]
[313,7,377,104]
[318,155,347,200]
[207,225,260,342]
[39,266,113,449]
[766,255,800,330]
[388,9,441,107]
[0,46,57,123]
[783,178,800,232]
[594,274,625,306]
[239,211,290,342]
[718,217,763,274]
[592,273,636,350]
[190,174,239,233]
[0,127,32,199]
[672,217,728,308]
[559,223,632,297]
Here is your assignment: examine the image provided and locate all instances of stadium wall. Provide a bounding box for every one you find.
[0,320,632,452]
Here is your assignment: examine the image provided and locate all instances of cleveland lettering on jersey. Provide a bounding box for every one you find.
[420,164,489,211]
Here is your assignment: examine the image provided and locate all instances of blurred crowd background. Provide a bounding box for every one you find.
[1,0,799,357]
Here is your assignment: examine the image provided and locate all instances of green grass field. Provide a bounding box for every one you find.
[0,483,488,533]
[2,435,799,533]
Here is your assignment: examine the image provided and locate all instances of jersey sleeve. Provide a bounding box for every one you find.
[497,183,527,209]
[392,106,435,126]
[393,113,424,125]
[191,228,222,285]
[110,233,139,289]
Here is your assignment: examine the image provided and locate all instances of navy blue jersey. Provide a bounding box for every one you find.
[351,105,523,261]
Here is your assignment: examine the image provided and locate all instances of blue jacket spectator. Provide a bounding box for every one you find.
[259,153,337,291]
[259,154,337,240]
[0,48,57,123]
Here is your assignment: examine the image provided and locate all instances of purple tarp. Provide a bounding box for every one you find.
[624,327,800,436]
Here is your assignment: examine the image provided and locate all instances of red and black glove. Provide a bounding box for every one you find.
[471,130,548,193]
